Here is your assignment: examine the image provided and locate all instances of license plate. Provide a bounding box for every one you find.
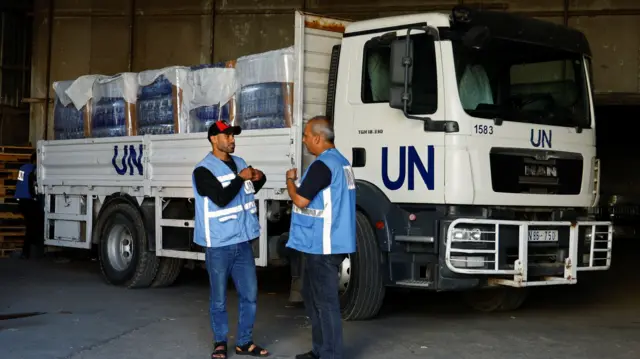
[528,230,558,242]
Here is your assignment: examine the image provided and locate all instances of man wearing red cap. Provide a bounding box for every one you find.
[192,120,270,358]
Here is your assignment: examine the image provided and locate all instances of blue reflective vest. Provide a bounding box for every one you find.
[287,148,356,255]
[15,163,35,200]
[192,153,260,248]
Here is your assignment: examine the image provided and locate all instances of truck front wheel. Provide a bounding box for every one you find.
[339,211,386,321]
[97,201,159,288]
[463,287,529,312]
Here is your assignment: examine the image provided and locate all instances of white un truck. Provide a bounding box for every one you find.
[38,6,612,320]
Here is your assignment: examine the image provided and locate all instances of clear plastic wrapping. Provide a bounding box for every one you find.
[234,47,295,130]
[137,66,192,135]
[187,61,238,133]
[53,80,91,140]
[91,73,139,138]
[53,46,296,138]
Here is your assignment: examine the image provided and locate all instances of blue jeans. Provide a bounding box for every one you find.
[302,252,347,359]
[205,241,258,346]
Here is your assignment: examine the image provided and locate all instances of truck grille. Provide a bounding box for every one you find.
[489,148,583,195]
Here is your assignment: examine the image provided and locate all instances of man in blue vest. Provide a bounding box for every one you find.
[15,152,43,259]
[285,116,356,359]
[192,120,270,359]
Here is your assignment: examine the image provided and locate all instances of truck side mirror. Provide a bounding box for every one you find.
[462,26,490,50]
[388,38,414,111]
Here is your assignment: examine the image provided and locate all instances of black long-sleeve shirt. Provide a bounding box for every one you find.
[193,158,266,207]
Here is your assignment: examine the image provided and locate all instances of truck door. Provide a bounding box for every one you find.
[335,27,447,204]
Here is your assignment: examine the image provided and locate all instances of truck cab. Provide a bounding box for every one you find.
[329,6,612,317]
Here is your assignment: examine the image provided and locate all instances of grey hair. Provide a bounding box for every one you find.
[309,116,335,143]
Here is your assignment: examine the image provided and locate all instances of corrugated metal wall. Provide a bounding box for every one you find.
[28,0,640,145]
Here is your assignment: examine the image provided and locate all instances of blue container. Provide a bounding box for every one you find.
[188,103,231,133]
[91,98,128,138]
[236,82,289,130]
[53,98,86,140]
[137,74,177,135]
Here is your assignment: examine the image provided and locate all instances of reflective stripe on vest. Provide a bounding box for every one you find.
[292,205,324,218]
[217,173,236,188]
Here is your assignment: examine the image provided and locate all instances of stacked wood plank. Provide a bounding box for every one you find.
[0,146,33,258]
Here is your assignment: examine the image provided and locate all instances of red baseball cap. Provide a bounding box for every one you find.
[208,120,241,139]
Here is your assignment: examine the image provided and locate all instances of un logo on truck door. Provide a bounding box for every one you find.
[382,146,434,191]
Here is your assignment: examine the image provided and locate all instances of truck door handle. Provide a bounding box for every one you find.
[352,148,366,168]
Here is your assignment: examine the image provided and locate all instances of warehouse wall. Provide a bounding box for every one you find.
[0,1,32,146]
[28,0,640,145]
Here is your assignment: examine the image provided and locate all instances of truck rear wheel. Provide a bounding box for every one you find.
[464,287,529,312]
[151,258,184,288]
[340,211,386,321]
[97,201,159,288]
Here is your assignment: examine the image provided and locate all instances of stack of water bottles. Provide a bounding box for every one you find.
[52,80,87,140]
[234,47,295,130]
[188,62,237,133]
[91,73,138,138]
[137,66,191,135]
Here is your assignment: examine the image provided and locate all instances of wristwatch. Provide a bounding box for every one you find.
[286,177,296,182]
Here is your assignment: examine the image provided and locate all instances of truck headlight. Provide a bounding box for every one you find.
[452,228,483,241]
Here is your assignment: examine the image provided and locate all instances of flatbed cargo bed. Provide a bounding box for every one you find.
[37,12,351,267]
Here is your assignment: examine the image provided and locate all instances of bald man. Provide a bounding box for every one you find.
[285,116,356,359]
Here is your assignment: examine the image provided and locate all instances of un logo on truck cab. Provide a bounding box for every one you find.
[382,146,434,191]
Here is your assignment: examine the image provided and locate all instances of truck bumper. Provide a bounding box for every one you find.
[444,219,613,287]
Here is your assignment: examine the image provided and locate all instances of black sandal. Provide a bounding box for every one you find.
[235,341,270,357]
[211,341,228,359]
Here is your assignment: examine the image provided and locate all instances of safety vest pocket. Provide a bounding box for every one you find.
[290,210,318,248]
[206,202,243,244]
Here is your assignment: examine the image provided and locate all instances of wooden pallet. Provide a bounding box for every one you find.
[0,215,25,258]
[0,146,34,155]
[0,147,34,260]
[0,209,22,220]
[0,169,19,180]
[0,225,25,236]
[0,247,19,258]
[0,240,25,248]
[0,186,17,201]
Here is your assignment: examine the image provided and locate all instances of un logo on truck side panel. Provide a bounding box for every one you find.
[112,144,144,176]
[382,146,434,191]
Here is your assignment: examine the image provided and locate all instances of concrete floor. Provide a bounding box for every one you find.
[1,242,639,359]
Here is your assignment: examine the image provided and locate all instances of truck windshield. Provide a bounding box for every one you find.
[452,38,591,128]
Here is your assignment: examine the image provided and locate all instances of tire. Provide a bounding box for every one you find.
[464,287,529,312]
[151,258,184,288]
[97,201,159,288]
[340,211,386,321]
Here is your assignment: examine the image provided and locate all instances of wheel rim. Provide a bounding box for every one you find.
[106,224,133,272]
[338,255,351,294]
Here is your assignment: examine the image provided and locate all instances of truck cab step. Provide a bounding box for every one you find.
[394,279,434,288]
